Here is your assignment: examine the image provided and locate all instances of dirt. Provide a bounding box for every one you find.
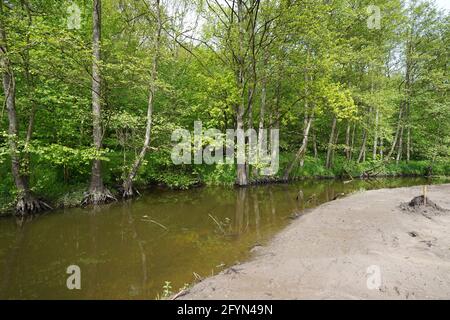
[180,184,450,300]
[400,195,448,220]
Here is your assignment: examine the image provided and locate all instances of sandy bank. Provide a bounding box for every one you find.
[180,184,450,300]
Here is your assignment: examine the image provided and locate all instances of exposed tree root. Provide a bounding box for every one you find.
[82,189,117,207]
[122,183,142,199]
[16,195,52,217]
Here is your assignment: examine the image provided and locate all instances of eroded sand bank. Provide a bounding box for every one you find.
[180,184,450,300]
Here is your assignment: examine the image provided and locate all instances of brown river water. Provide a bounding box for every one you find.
[0,177,446,299]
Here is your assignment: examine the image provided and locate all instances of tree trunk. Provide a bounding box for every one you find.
[283,115,313,180]
[284,70,313,179]
[396,124,404,164]
[235,0,248,186]
[122,0,162,198]
[330,127,340,169]
[388,103,404,159]
[84,0,115,205]
[1,2,50,216]
[405,34,413,164]
[404,84,411,163]
[326,116,337,169]
[273,81,281,130]
[21,1,36,187]
[357,129,367,164]
[313,130,318,160]
[345,121,351,160]
[379,113,384,160]
[236,110,248,186]
[407,127,411,162]
[254,60,267,179]
[350,124,356,161]
[299,110,309,168]
[373,107,379,160]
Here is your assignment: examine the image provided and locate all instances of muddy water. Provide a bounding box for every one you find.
[0,178,446,299]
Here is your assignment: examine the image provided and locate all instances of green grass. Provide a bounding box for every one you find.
[280,155,450,180]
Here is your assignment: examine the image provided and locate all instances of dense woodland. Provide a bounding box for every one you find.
[0,0,449,216]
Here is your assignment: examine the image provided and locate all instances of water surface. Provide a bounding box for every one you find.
[0,177,445,299]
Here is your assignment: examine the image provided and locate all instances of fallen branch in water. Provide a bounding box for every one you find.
[142,218,168,230]
[343,168,354,182]
[193,272,203,282]
[361,163,384,179]
[208,214,226,234]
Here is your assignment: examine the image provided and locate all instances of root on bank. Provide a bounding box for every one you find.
[16,196,52,217]
[121,184,142,199]
[82,189,117,207]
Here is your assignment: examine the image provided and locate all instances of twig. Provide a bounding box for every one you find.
[193,272,203,282]
[142,218,168,230]
[171,289,190,300]
[208,214,225,234]
[423,186,428,206]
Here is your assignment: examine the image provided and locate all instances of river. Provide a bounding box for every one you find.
[0,177,446,299]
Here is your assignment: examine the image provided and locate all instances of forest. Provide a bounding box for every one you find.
[0,0,449,217]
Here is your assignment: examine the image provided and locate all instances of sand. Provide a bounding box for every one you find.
[180,184,450,300]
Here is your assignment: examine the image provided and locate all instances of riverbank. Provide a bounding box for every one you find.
[1,157,449,217]
[179,184,450,300]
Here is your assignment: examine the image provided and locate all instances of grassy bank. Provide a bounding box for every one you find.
[282,156,450,180]
[1,155,449,217]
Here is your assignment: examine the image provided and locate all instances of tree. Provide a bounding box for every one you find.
[0,0,448,215]
[83,0,116,205]
[122,0,163,198]
[0,0,50,216]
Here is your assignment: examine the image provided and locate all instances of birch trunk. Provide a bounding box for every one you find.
[326,116,337,169]
[122,0,162,198]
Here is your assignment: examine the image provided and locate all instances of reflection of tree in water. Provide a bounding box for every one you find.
[252,190,261,241]
[269,188,276,222]
[233,187,280,239]
[144,186,236,208]
[121,201,148,298]
[86,207,100,298]
[234,188,247,237]
[210,188,255,238]
[0,218,28,298]
[235,184,330,228]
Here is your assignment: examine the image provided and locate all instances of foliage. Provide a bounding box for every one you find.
[0,0,448,213]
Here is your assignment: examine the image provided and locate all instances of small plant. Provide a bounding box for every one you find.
[162,281,173,299]
[156,281,190,300]
[180,283,190,291]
